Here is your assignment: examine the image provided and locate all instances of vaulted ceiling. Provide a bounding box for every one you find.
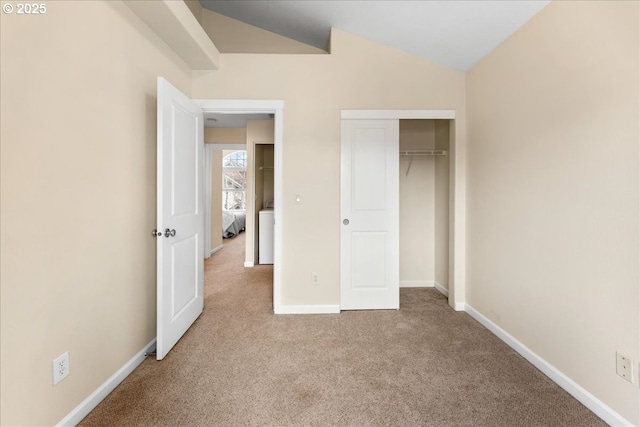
[198,1,550,71]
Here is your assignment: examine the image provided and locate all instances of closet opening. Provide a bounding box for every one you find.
[399,119,450,298]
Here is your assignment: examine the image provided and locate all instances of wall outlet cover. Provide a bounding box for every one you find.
[53,351,70,385]
[616,352,632,383]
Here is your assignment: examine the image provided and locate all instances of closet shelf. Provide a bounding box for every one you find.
[400,150,447,156]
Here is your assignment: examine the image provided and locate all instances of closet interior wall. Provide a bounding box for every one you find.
[434,120,450,293]
[254,143,274,262]
[246,119,274,265]
[399,120,450,292]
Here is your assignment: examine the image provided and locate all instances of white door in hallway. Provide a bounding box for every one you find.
[341,119,399,310]
[156,77,204,360]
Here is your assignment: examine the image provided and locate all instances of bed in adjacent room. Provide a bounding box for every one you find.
[222,210,246,238]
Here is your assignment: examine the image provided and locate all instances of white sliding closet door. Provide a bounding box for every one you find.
[340,119,399,310]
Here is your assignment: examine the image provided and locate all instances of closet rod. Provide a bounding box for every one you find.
[400,150,447,156]
[403,150,447,176]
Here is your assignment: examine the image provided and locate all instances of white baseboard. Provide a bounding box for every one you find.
[453,302,465,311]
[400,280,434,288]
[244,261,254,267]
[275,305,340,314]
[464,305,633,427]
[210,245,223,256]
[434,281,449,297]
[56,339,156,427]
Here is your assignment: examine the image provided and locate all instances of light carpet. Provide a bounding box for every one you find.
[80,232,606,426]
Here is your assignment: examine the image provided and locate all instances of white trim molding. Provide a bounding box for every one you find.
[56,339,156,427]
[341,109,455,120]
[434,281,449,297]
[275,305,340,314]
[194,99,284,314]
[244,261,254,268]
[204,144,215,258]
[465,304,634,427]
[210,245,223,256]
[124,1,219,70]
[193,99,284,112]
[400,280,434,288]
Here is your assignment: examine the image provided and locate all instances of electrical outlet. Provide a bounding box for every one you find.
[53,351,70,385]
[616,352,632,382]
[311,272,320,286]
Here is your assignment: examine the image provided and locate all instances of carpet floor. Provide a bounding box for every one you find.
[80,232,606,427]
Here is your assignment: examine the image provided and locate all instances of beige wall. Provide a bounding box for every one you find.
[434,120,450,290]
[262,144,275,206]
[466,1,639,424]
[205,127,246,145]
[399,120,436,284]
[261,145,275,206]
[0,1,192,425]
[193,28,466,305]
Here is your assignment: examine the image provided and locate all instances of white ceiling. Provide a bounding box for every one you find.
[199,1,550,71]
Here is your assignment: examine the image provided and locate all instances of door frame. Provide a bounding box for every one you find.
[196,99,284,313]
[341,109,465,311]
[204,143,215,258]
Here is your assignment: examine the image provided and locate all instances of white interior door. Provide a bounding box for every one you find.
[156,77,204,360]
[341,119,399,310]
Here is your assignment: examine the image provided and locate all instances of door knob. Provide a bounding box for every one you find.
[164,228,176,238]
[152,229,161,238]
[343,219,350,225]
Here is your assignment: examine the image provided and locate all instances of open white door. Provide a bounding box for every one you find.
[156,77,204,360]
[341,119,399,310]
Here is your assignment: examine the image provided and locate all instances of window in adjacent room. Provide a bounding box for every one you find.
[222,151,247,211]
